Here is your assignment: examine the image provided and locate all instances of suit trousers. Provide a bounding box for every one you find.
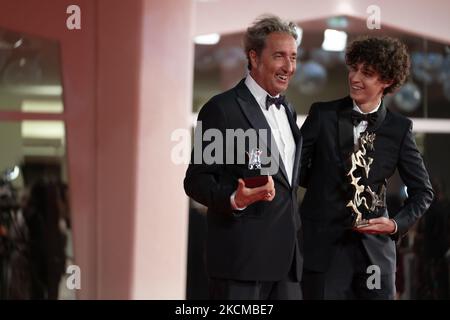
[302,233,395,300]
[209,242,302,300]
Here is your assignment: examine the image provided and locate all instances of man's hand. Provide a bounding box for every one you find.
[353,217,396,235]
[234,176,275,208]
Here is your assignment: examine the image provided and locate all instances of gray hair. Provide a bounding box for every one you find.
[244,14,298,70]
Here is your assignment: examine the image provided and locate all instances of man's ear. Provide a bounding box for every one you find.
[249,50,258,69]
[383,80,394,90]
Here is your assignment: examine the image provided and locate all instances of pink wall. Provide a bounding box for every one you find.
[0,0,98,298]
[132,0,193,299]
[0,0,193,299]
[96,0,142,299]
[96,0,193,299]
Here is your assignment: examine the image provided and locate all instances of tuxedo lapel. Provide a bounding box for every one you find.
[235,80,290,187]
[338,96,354,171]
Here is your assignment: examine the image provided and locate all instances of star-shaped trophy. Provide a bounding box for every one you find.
[346,132,386,228]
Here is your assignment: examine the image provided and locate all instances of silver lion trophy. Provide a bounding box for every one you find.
[346,132,386,228]
[244,148,268,188]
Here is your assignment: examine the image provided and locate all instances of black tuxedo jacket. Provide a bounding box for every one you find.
[184,79,303,281]
[300,96,434,275]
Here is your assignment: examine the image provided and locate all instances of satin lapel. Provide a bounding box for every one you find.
[338,96,355,171]
[235,81,289,187]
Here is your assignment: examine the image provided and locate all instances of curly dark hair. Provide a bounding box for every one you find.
[345,36,410,94]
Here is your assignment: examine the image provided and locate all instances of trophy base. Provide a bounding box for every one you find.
[353,219,370,228]
[243,176,268,188]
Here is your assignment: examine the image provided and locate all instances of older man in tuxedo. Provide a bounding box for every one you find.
[184,15,303,300]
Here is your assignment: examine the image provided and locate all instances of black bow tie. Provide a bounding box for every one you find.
[351,110,378,126]
[265,95,286,110]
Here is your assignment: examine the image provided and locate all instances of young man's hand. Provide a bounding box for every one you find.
[353,217,396,234]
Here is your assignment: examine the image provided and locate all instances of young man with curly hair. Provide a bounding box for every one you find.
[299,36,434,299]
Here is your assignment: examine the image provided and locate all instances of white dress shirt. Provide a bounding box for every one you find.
[231,75,296,210]
[352,100,381,145]
[245,75,296,184]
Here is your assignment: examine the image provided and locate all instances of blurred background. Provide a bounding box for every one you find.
[0,0,449,299]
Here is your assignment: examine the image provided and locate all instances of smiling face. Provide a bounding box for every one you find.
[249,32,297,96]
[348,63,392,112]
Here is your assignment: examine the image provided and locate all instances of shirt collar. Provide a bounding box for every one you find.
[245,74,280,111]
[352,99,381,114]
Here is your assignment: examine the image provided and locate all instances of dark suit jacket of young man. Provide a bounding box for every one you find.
[184,79,303,282]
[300,96,434,275]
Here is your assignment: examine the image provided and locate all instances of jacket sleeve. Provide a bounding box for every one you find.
[183,99,235,216]
[299,103,321,188]
[392,120,434,240]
